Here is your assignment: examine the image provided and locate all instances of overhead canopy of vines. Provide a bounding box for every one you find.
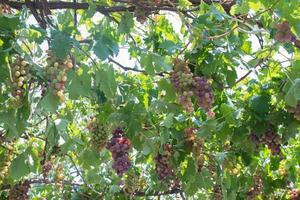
[0,0,300,199]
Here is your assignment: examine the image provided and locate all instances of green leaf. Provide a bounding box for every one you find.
[79,148,100,168]
[45,122,59,148]
[285,79,300,107]
[93,34,118,60]
[157,79,176,101]
[67,66,92,99]
[197,119,217,138]
[9,151,31,181]
[220,103,235,124]
[95,64,117,99]
[50,30,72,59]
[161,113,174,128]
[0,15,20,31]
[249,95,270,114]
[38,90,60,113]
[118,12,134,34]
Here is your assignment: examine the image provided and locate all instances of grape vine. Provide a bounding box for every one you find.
[106,127,132,176]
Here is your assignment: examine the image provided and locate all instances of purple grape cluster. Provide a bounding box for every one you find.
[262,130,281,156]
[170,59,214,114]
[107,128,131,176]
[9,180,31,200]
[192,76,214,112]
[287,103,300,121]
[250,131,282,156]
[155,144,174,180]
[275,21,295,42]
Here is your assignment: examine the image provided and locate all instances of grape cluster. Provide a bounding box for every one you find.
[250,131,282,156]
[288,189,300,200]
[54,164,65,183]
[193,76,214,112]
[275,21,295,42]
[262,130,281,156]
[212,185,223,200]
[123,171,146,196]
[246,175,263,199]
[45,50,73,102]
[0,4,12,14]
[87,117,109,152]
[155,144,174,180]
[42,160,53,177]
[170,59,214,114]
[0,143,14,185]
[10,56,30,99]
[9,181,30,200]
[184,128,204,171]
[106,128,132,176]
[287,103,300,121]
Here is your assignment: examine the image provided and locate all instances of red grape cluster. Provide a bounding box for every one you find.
[287,103,300,121]
[262,130,281,156]
[106,128,132,176]
[10,56,30,99]
[45,50,73,102]
[0,4,12,14]
[9,180,31,200]
[155,144,174,180]
[170,59,214,114]
[0,143,14,185]
[184,128,204,171]
[87,117,109,152]
[275,21,295,42]
[250,131,281,156]
[42,160,53,177]
[288,189,300,200]
[246,175,263,199]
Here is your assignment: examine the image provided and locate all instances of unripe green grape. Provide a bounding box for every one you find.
[61,75,67,82]
[21,60,27,67]
[20,70,26,75]
[18,76,24,82]
[17,81,23,87]
[54,62,59,68]
[14,71,21,77]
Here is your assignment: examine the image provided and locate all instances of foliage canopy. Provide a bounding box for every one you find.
[0,0,300,199]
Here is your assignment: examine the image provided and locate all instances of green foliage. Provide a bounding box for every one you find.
[0,0,300,199]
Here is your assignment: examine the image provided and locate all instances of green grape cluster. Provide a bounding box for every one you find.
[10,56,30,99]
[184,128,204,172]
[287,103,300,121]
[87,117,109,152]
[123,171,146,196]
[54,164,65,190]
[0,143,14,186]
[9,180,30,200]
[45,50,73,102]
